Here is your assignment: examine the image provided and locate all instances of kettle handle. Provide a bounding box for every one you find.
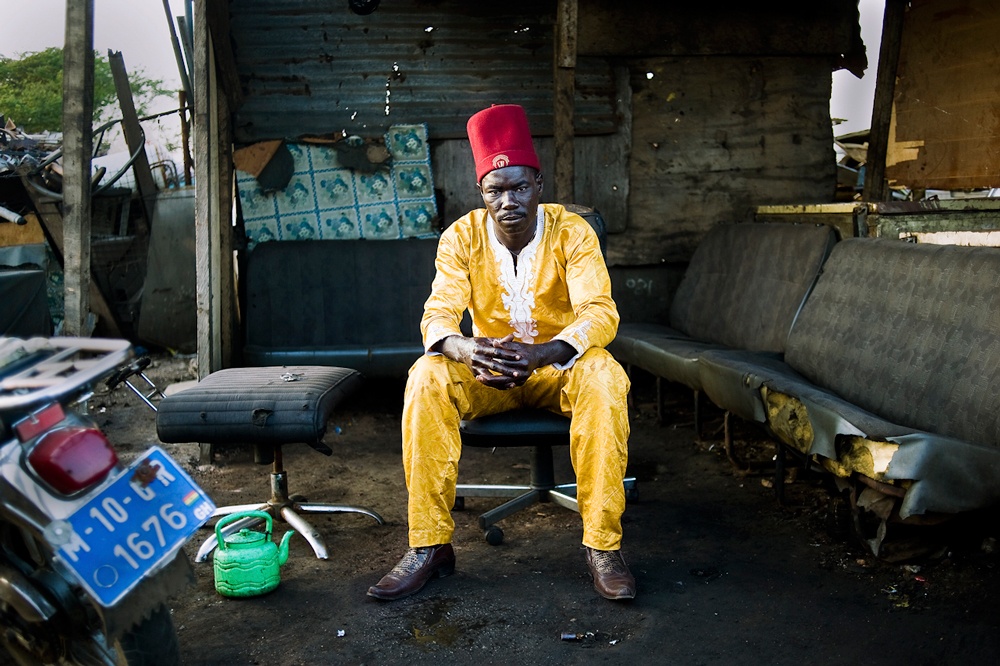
[214,510,273,551]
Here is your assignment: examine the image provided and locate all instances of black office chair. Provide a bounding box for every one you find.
[454,206,636,545]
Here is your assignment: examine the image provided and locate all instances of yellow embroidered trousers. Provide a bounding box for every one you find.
[401,347,630,551]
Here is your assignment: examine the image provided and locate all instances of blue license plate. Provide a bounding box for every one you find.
[56,446,215,607]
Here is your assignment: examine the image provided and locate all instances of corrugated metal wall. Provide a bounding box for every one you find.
[229,0,618,144]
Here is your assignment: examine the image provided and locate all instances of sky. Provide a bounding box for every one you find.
[1,0,191,165]
[2,0,883,149]
[831,0,885,137]
[2,0,189,92]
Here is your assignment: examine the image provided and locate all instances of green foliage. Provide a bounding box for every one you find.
[0,47,172,133]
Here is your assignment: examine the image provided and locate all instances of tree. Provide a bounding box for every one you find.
[0,47,172,134]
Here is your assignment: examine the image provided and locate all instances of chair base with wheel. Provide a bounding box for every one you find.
[155,365,384,561]
[455,409,637,545]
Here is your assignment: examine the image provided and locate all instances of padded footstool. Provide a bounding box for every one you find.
[156,365,384,561]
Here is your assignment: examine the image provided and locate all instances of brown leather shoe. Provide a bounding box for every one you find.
[585,547,636,600]
[367,544,456,600]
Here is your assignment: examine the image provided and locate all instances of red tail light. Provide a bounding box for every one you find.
[27,427,119,495]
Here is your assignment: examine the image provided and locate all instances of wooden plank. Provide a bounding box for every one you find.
[108,50,156,233]
[619,55,836,265]
[206,0,244,110]
[216,89,236,370]
[194,0,215,376]
[574,65,630,234]
[0,213,45,246]
[863,0,906,202]
[161,0,192,99]
[553,0,578,202]
[884,0,1000,191]
[62,0,95,336]
[194,0,236,375]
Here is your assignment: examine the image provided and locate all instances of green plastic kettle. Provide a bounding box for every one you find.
[213,510,294,598]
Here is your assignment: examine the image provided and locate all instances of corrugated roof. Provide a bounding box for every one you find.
[229,0,618,143]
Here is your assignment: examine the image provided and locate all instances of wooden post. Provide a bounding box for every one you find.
[193,0,236,376]
[862,0,906,203]
[179,90,193,186]
[553,0,578,202]
[193,0,216,376]
[62,0,95,336]
[108,50,156,233]
[161,0,193,100]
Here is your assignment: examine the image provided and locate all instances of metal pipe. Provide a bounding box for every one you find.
[0,204,26,225]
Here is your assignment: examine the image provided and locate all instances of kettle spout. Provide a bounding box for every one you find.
[278,530,296,566]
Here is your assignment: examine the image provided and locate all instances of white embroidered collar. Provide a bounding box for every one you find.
[486,206,544,259]
[487,206,545,343]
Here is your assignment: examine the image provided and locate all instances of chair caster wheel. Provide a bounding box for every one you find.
[453,497,465,511]
[484,525,504,546]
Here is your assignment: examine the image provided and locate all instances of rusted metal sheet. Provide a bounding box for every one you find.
[227,0,618,143]
[617,55,837,265]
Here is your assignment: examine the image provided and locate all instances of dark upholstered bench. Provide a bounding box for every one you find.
[699,238,1000,532]
[156,365,384,561]
[607,222,837,430]
[241,239,440,378]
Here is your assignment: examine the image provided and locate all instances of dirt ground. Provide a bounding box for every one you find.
[90,352,1000,666]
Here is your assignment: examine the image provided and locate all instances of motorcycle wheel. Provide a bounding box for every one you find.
[0,525,180,666]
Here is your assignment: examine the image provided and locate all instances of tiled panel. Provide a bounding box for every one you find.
[238,123,438,248]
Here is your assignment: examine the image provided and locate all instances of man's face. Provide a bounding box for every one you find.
[478,165,543,239]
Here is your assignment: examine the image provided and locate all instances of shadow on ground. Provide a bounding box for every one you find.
[90,355,1000,665]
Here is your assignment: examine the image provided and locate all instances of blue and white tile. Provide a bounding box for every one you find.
[355,170,395,205]
[360,204,401,239]
[385,124,429,161]
[322,208,362,239]
[273,173,317,217]
[279,214,320,241]
[244,218,281,248]
[315,169,357,209]
[399,201,437,237]
[394,164,433,199]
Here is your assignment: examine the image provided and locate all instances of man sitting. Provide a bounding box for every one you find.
[367,103,635,602]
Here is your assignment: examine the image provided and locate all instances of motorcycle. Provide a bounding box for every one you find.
[0,336,215,665]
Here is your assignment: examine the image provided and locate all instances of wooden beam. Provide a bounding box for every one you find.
[553,0,577,202]
[62,0,95,336]
[863,0,906,203]
[161,0,192,99]
[216,91,236,370]
[193,0,236,376]
[194,0,215,376]
[206,0,244,110]
[108,50,156,234]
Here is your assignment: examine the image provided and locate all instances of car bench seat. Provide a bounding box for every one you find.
[155,365,384,561]
[608,222,837,433]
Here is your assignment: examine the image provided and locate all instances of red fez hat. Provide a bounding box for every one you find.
[466,104,541,182]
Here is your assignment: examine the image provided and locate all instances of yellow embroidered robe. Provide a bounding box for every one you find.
[402,204,630,550]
